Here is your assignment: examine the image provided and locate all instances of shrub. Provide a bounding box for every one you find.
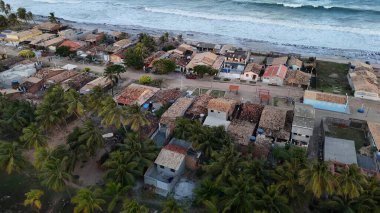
[162,45,175,52]
[18,50,35,58]
[124,48,144,70]
[152,59,176,74]
[223,78,230,81]
[139,75,152,85]
[56,46,72,57]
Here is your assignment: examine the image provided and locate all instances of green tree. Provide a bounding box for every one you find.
[162,197,183,213]
[48,12,57,23]
[18,50,36,58]
[119,133,157,168]
[86,86,105,114]
[56,46,72,57]
[152,58,176,74]
[39,157,71,192]
[102,150,140,186]
[78,121,104,156]
[0,141,26,174]
[26,11,35,24]
[138,33,156,52]
[299,160,336,198]
[255,185,292,213]
[33,147,53,170]
[8,13,19,26]
[71,188,105,213]
[194,178,221,206]
[102,181,131,213]
[20,123,47,149]
[138,75,152,85]
[104,65,123,96]
[124,48,144,69]
[64,89,85,119]
[16,7,27,22]
[193,65,218,78]
[121,199,149,213]
[0,15,8,28]
[99,96,128,132]
[337,164,367,200]
[125,104,150,132]
[24,189,44,212]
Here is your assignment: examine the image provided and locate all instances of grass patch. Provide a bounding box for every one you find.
[314,60,352,95]
[327,126,367,150]
[210,90,225,98]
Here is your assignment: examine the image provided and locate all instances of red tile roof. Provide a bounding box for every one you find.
[59,40,83,51]
[163,144,187,155]
[263,65,288,79]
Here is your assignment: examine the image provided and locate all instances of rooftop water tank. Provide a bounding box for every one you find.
[249,136,256,142]
[357,108,365,113]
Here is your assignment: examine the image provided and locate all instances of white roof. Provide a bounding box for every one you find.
[324,137,357,165]
[62,64,77,70]
[0,63,36,86]
[203,116,230,130]
[155,148,185,170]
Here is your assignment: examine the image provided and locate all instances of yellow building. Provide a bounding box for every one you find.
[5,29,42,43]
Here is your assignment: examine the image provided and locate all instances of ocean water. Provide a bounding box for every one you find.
[9,0,380,55]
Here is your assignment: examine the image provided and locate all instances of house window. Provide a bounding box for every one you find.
[305,135,310,138]
[170,169,175,172]
[159,165,164,169]
[211,110,214,112]
[246,74,249,77]
[293,133,297,135]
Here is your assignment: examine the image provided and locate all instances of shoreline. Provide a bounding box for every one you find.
[34,15,380,67]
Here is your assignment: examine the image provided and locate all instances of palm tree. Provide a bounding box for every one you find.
[125,104,150,132]
[98,96,127,132]
[39,157,71,192]
[219,174,257,213]
[7,13,19,26]
[119,133,157,168]
[0,141,26,174]
[64,89,85,119]
[4,3,10,15]
[0,15,8,28]
[103,67,119,96]
[134,43,149,59]
[71,188,105,213]
[27,11,35,24]
[319,194,377,213]
[78,121,104,156]
[0,1,5,13]
[16,7,27,23]
[162,197,183,213]
[121,199,149,213]
[203,145,242,184]
[48,12,57,23]
[20,123,47,149]
[299,160,336,199]
[33,147,53,170]
[194,178,221,205]
[275,159,306,206]
[337,164,367,200]
[102,150,140,186]
[24,189,44,212]
[102,181,131,213]
[255,185,292,213]
[86,86,105,114]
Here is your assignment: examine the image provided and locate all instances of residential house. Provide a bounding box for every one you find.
[58,28,96,40]
[218,44,234,55]
[28,33,56,47]
[46,70,79,86]
[266,56,288,66]
[36,36,65,52]
[35,68,65,80]
[219,48,251,79]
[171,43,196,59]
[79,76,112,95]
[324,137,358,165]
[61,73,96,91]
[186,52,223,71]
[59,40,87,52]
[203,98,237,130]
[20,77,43,94]
[84,32,105,45]
[5,29,42,45]
[228,120,256,146]
[0,62,37,87]
[113,38,132,49]
[185,94,214,120]
[347,64,379,101]
[110,49,127,64]
[291,103,315,147]
[287,57,303,71]
[144,142,187,196]
[258,106,293,142]
[0,88,22,99]
[147,88,182,110]
[286,70,312,89]
[36,22,63,33]
[262,65,288,86]
[109,31,126,41]
[194,42,216,52]
[116,83,159,106]
[303,90,349,113]
[240,63,262,81]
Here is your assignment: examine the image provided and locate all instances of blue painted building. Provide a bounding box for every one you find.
[303,90,349,113]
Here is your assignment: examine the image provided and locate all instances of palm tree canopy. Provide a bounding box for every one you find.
[119,133,157,168]
[78,121,104,156]
[24,189,44,210]
[102,181,131,213]
[39,157,71,192]
[124,104,150,132]
[20,123,47,149]
[0,141,26,174]
[64,89,85,118]
[121,199,149,213]
[71,188,105,213]
[162,197,183,213]
[337,164,367,200]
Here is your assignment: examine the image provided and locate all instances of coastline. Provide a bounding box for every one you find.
[34,15,380,66]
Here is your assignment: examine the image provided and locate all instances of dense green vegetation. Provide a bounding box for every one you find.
[193,65,218,78]
[0,1,34,29]
[152,59,176,74]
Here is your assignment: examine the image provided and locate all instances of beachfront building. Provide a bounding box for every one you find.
[262,65,288,86]
[303,90,349,113]
[286,70,312,89]
[219,48,251,79]
[186,52,224,72]
[194,42,216,52]
[240,63,262,82]
[291,103,315,147]
[347,63,380,101]
[266,56,288,66]
[36,22,63,33]
[287,57,303,71]
[4,29,42,45]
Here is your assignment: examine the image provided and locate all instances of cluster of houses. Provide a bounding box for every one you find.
[1,23,380,197]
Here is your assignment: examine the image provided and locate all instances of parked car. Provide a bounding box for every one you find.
[185,74,197,79]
